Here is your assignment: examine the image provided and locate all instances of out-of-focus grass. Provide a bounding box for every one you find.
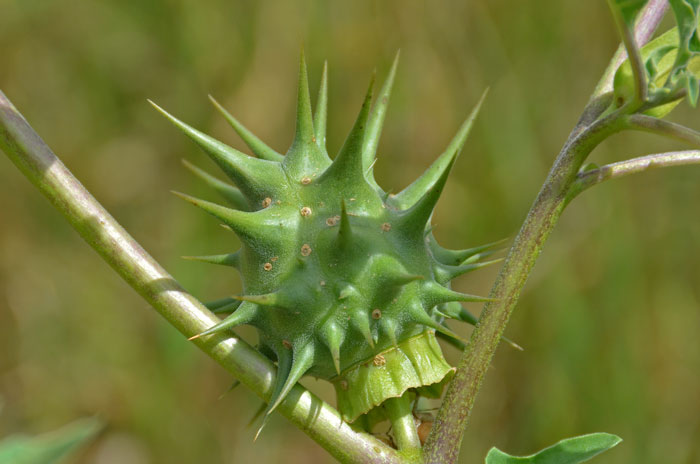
[0,1,698,463]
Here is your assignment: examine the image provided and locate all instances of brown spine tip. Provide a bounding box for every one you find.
[300,206,312,217]
[263,262,273,271]
[301,176,312,185]
[262,197,272,208]
[371,309,382,319]
[381,222,391,232]
[282,340,292,350]
[372,354,386,366]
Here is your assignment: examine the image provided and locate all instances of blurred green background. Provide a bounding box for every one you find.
[1,1,699,462]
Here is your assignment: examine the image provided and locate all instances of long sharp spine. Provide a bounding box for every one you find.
[363,51,400,174]
[182,251,241,268]
[396,155,457,236]
[314,61,329,153]
[208,95,284,162]
[392,89,488,210]
[421,281,494,307]
[211,299,242,314]
[181,159,250,210]
[284,50,331,176]
[408,304,466,342]
[234,292,291,309]
[171,191,284,246]
[264,343,314,417]
[150,100,283,199]
[433,258,504,284]
[429,235,509,266]
[320,74,375,182]
[189,302,258,340]
[204,297,239,311]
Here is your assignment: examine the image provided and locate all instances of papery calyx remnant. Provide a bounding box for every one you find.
[151,51,501,432]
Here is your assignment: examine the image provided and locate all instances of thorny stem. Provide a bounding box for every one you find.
[424,2,670,462]
[570,150,700,196]
[0,91,401,464]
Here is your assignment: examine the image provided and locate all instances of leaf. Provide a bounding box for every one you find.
[484,433,622,464]
[668,0,700,82]
[610,0,648,26]
[0,418,102,464]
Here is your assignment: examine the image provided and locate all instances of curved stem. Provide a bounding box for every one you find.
[594,0,670,97]
[424,110,626,463]
[607,0,648,104]
[624,114,700,146]
[0,90,401,464]
[385,395,422,456]
[571,150,700,196]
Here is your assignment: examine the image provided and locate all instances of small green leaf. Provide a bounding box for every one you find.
[0,418,102,464]
[668,0,700,82]
[485,433,622,464]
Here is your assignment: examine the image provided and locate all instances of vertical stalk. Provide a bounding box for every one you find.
[423,115,622,463]
[385,395,422,457]
[424,3,670,462]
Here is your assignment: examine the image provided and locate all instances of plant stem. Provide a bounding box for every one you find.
[607,0,648,104]
[385,395,422,456]
[571,150,700,195]
[594,0,669,97]
[424,3,670,462]
[624,114,700,146]
[0,90,401,464]
[424,113,623,463]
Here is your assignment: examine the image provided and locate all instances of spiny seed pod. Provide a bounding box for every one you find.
[150,51,500,431]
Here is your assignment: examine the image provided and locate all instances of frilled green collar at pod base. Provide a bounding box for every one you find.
[150,51,502,435]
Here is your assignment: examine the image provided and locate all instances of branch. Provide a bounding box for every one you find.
[385,395,422,458]
[0,91,401,464]
[607,0,648,104]
[623,113,700,146]
[424,2,670,462]
[594,0,670,98]
[572,150,700,194]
